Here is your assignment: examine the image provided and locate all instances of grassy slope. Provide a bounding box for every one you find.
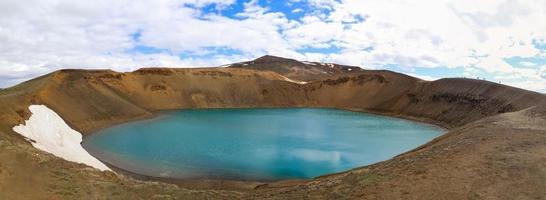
[0,64,545,199]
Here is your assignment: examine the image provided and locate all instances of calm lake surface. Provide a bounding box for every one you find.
[82,108,443,181]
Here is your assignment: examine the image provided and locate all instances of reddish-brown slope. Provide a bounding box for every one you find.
[0,56,545,199]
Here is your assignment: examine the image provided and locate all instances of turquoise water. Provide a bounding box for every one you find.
[82,108,443,181]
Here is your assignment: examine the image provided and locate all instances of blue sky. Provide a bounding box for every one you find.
[0,0,545,92]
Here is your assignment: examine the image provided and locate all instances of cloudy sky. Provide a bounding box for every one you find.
[0,0,545,92]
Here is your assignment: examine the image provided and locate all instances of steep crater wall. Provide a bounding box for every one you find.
[1,66,546,199]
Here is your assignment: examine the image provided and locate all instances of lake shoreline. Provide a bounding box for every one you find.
[82,108,445,189]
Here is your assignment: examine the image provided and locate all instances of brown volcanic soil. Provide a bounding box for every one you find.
[0,56,545,199]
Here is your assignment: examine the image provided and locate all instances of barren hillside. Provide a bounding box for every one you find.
[0,56,545,199]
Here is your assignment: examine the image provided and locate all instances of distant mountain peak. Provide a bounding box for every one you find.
[229,55,363,82]
[255,55,286,60]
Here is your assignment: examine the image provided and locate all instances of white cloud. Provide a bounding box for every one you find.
[286,0,546,91]
[0,0,544,92]
[0,0,300,87]
[519,61,537,67]
[292,8,304,13]
[306,0,339,10]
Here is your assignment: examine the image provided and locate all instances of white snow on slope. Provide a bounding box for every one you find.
[13,105,110,171]
[280,75,308,84]
[301,61,317,65]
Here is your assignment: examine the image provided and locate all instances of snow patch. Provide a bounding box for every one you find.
[317,62,334,68]
[302,61,317,65]
[13,105,110,171]
[280,75,308,84]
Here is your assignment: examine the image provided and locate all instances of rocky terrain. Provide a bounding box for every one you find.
[0,55,545,199]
